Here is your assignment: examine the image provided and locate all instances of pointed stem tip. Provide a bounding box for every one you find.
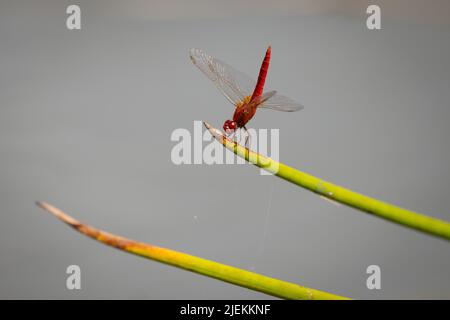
[203,121,225,141]
[35,201,80,226]
[203,121,211,130]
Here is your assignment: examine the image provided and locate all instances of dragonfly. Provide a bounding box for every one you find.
[189,46,304,144]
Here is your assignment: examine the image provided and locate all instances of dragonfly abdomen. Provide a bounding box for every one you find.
[251,46,271,101]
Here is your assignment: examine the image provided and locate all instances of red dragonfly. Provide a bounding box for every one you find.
[190,46,303,141]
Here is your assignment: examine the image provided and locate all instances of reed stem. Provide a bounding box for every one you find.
[204,121,450,241]
[36,201,349,300]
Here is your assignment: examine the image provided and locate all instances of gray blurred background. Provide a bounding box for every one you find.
[1,0,450,299]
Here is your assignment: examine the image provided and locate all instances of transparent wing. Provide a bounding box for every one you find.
[190,48,256,105]
[248,90,277,108]
[259,93,304,112]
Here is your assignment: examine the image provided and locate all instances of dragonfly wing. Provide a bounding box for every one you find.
[190,48,256,105]
[259,93,304,112]
[248,90,277,108]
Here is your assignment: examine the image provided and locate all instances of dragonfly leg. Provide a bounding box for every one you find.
[228,130,237,142]
[243,126,251,149]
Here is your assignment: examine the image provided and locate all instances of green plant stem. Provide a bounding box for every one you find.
[36,201,349,300]
[204,121,450,241]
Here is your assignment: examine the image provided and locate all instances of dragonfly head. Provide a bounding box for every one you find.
[223,120,237,134]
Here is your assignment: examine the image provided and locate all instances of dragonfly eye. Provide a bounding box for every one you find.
[223,120,236,134]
